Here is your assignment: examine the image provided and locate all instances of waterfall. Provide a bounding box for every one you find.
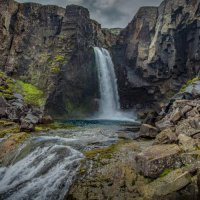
[94,47,135,121]
[94,47,120,119]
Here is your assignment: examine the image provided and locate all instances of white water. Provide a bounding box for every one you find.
[94,47,135,121]
[0,125,119,200]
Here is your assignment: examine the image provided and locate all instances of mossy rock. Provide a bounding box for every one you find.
[9,132,29,144]
[16,80,45,107]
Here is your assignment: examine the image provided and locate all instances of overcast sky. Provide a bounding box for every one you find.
[17,0,163,28]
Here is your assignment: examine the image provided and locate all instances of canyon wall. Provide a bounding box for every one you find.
[0,0,116,118]
[1,0,200,118]
[113,0,200,109]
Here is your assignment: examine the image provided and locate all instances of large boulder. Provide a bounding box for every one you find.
[139,124,159,138]
[154,128,178,145]
[135,144,182,178]
[140,169,192,198]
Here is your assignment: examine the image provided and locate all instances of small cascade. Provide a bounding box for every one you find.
[0,138,83,200]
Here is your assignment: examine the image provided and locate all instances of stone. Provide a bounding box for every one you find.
[135,144,182,178]
[13,93,23,100]
[155,118,173,131]
[181,105,193,115]
[20,120,35,132]
[139,124,159,138]
[181,151,200,165]
[178,134,199,152]
[185,108,199,118]
[154,128,178,145]
[140,169,191,198]
[175,117,200,137]
[39,115,53,124]
[170,109,182,123]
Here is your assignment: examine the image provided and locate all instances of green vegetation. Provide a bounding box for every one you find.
[16,80,45,107]
[159,169,173,178]
[84,140,130,160]
[48,55,65,74]
[35,122,75,132]
[0,71,15,99]
[180,77,200,92]
[9,132,29,144]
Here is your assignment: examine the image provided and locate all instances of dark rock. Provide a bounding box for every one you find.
[20,120,35,132]
[40,115,53,124]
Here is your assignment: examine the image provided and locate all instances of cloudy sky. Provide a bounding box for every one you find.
[17,0,162,28]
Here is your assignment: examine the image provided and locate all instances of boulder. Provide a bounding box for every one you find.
[170,108,182,123]
[139,124,159,138]
[175,117,200,137]
[20,120,35,132]
[140,169,191,198]
[154,128,178,145]
[39,115,53,124]
[178,134,199,152]
[135,144,182,178]
[180,105,193,115]
[181,151,200,165]
[185,108,199,118]
[155,118,173,131]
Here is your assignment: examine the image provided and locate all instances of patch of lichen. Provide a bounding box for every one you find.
[84,140,131,160]
[180,77,200,92]
[35,122,75,132]
[16,80,45,107]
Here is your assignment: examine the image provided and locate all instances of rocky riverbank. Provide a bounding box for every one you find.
[67,80,200,200]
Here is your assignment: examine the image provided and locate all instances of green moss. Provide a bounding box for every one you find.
[47,54,65,74]
[0,125,21,138]
[16,80,45,106]
[84,140,130,160]
[35,122,75,132]
[180,77,200,92]
[54,55,65,62]
[9,132,29,144]
[159,169,173,178]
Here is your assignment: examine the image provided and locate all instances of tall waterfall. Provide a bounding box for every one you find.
[94,47,121,119]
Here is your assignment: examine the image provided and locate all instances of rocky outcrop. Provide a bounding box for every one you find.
[113,0,200,109]
[0,0,117,118]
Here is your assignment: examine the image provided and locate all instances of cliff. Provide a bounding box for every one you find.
[0,0,117,118]
[113,0,200,110]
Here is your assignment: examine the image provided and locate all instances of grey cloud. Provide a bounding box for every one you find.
[16,0,163,28]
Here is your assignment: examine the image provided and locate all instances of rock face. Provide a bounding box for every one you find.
[0,0,117,118]
[112,0,200,109]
